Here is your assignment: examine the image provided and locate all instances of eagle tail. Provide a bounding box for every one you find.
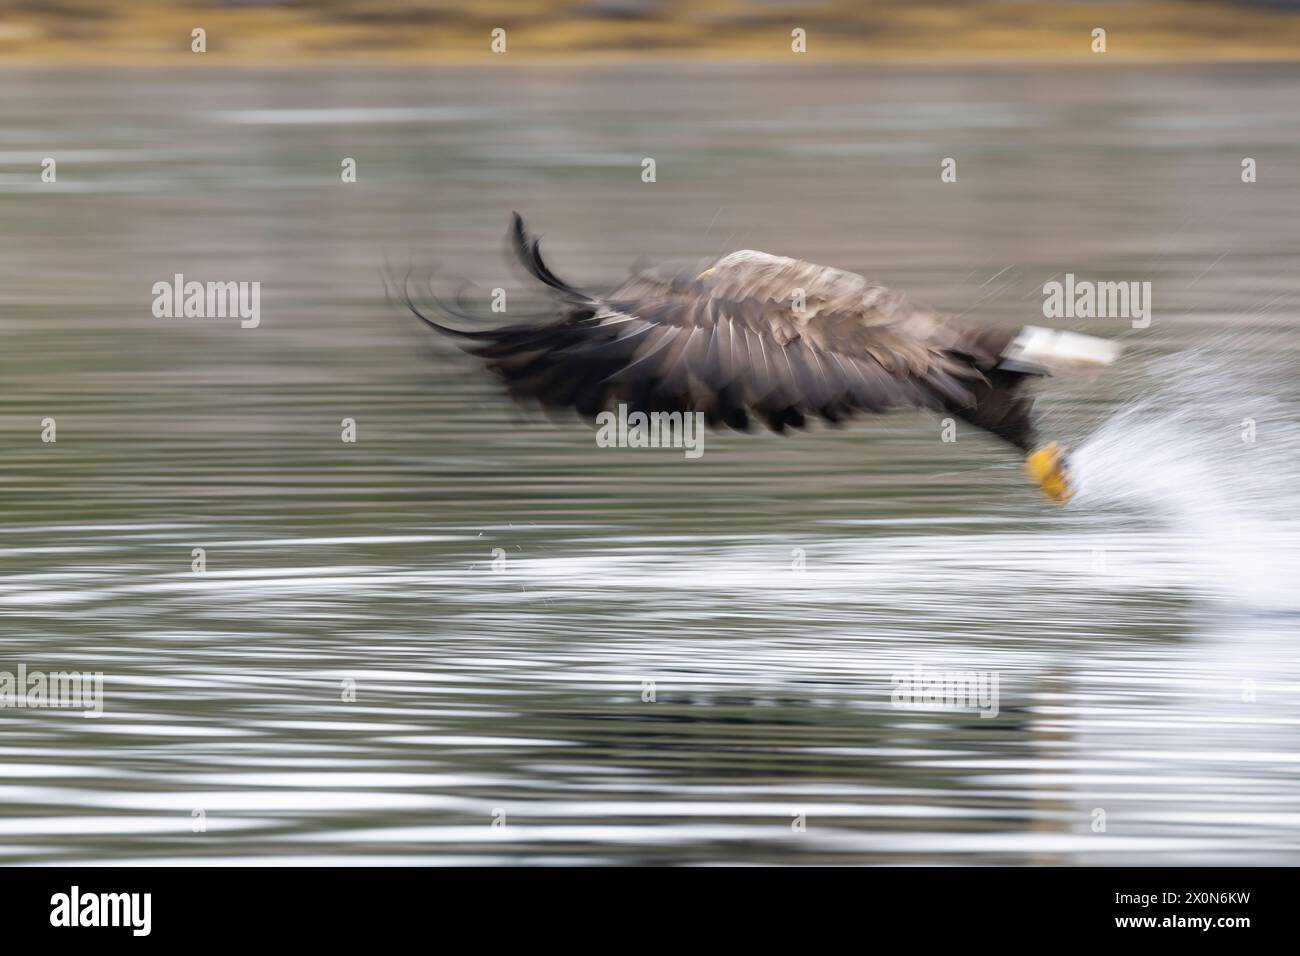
[998,326,1121,374]
[997,326,1120,505]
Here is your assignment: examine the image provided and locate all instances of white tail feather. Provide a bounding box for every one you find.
[1001,325,1121,371]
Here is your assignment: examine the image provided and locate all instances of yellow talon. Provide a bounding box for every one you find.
[1025,442,1073,505]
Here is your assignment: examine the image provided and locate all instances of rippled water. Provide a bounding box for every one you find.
[1,63,1299,864]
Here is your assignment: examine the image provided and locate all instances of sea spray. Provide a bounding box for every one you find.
[1068,346,1300,608]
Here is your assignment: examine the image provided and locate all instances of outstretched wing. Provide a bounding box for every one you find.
[409,214,1031,438]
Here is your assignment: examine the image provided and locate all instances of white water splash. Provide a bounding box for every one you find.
[1069,347,1300,609]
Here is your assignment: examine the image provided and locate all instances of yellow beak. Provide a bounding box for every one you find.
[1025,443,1073,505]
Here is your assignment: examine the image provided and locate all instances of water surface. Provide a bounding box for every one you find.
[1,63,1299,864]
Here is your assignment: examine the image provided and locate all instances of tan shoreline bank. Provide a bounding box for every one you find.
[2,0,1300,66]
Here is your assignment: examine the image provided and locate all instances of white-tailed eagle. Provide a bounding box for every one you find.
[407,214,1120,503]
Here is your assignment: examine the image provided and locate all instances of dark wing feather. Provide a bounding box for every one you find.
[411,215,1040,447]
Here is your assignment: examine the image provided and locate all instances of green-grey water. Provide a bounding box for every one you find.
[1,63,1299,864]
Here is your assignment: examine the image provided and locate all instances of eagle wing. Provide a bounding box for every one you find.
[410,214,1023,436]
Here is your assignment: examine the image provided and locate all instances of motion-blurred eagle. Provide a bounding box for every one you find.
[408,214,1119,503]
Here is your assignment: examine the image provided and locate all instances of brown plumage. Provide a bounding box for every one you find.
[407,213,1042,450]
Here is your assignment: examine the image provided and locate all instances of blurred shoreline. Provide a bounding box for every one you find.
[3,0,1300,66]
